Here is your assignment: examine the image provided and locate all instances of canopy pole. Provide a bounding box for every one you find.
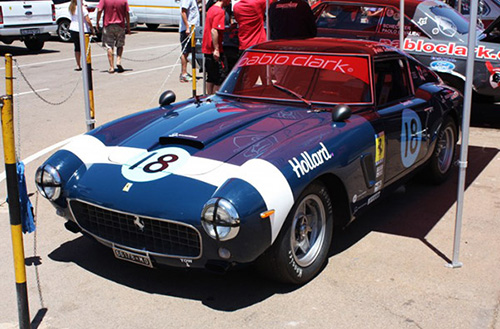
[399,0,404,49]
[447,0,479,269]
[76,0,93,131]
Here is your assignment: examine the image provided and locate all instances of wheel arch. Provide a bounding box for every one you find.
[315,173,351,229]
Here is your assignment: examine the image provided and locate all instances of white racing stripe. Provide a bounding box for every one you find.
[61,135,295,242]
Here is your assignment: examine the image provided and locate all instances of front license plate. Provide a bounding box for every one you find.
[21,28,40,35]
[112,246,153,268]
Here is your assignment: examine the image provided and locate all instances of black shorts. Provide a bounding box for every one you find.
[180,31,192,54]
[71,31,91,52]
[204,54,226,85]
[71,30,81,52]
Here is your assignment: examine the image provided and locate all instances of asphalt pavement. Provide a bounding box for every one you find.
[0,27,499,329]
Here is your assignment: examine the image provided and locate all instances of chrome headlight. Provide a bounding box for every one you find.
[35,164,62,200]
[201,198,240,241]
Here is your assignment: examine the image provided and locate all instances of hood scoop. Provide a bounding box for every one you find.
[159,135,205,149]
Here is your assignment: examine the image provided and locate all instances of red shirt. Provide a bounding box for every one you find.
[202,5,225,54]
[233,0,267,50]
[98,0,129,28]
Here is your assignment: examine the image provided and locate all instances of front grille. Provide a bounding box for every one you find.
[69,200,201,258]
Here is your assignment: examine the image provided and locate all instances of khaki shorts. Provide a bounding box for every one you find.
[102,24,125,49]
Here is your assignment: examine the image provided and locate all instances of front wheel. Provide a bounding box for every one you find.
[425,116,457,184]
[257,181,334,284]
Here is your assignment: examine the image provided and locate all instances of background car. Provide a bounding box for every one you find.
[35,38,462,284]
[53,0,138,42]
[312,0,500,101]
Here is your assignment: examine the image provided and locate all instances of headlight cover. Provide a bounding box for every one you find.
[35,164,62,200]
[201,198,240,241]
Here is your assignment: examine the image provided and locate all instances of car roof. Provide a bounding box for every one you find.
[312,0,423,17]
[250,37,404,57]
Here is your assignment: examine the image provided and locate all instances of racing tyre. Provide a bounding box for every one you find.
[57,19,72,42]
[257,181,333,284]
[146,24,159,30]
[425,116,457,184]
[24,38,44,52]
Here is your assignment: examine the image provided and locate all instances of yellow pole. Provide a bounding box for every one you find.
[1,54,31,329]
[85,34,95,130]
[191,24,197,97]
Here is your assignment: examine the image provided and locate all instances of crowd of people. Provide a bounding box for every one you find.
[182,0,317,93]
[69,0,317,92]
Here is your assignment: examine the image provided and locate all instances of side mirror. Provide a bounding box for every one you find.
[159,90,176,106]
[331,104,352,122]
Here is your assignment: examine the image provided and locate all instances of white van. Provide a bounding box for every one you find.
[128,0,180,28]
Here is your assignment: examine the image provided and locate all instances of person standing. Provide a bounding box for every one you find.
[69,0,94,71]
[233,0,266,51]
[96,0,131,73]
[179,0,200,82]
[268,0,317,40]
[202,0,231,94]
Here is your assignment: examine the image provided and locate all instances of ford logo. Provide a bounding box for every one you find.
[430,61,455,73]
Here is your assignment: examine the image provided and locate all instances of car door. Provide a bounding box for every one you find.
[373,56,432,184]
[145,0,180,25]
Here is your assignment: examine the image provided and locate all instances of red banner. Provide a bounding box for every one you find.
[238,52,370,83]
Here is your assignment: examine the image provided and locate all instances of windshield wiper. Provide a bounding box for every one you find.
[271,82,312,108]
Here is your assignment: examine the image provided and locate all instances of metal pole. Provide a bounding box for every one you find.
[399,0,405,49]
[191,24,197,97]
[202,0,206,95]
[1,54,31,329]
[76,0,94,131]
[448,0,479,269]
[85,33,95,130]
[266,0,269,40]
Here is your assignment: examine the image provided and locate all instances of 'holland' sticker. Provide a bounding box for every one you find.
[288,142,333,178]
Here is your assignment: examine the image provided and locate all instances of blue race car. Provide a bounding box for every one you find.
[36,38,462,284]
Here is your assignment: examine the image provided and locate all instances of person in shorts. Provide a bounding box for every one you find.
[96,0,131,73]
[202,0,231,94]
[179,0,200,82]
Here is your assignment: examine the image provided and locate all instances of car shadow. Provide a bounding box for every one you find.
[47,145,497,311]
[134,25,178,33]
[48,236,298,311]
[0,44,60,56]
[470,101,500,129]
[330,144,499,263]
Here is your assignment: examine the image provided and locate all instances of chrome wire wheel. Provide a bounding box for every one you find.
[436,124,455,174]
[290,194,326,267]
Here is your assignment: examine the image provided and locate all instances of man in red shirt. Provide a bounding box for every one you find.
[96,0,131,74]
[233,0,267,51]
[202,0,231,94]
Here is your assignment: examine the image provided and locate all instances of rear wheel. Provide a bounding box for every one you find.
[24,38,44,52]
[425,116,457,184]
[146,23,159,30]
[57,19,72,42]
[257,181,333,284]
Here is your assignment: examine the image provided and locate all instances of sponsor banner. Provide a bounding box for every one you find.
[238,52,370,83]
[404,38,500,61]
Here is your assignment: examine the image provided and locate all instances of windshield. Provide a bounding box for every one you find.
[414,1,482,42]
[219,51,372,105]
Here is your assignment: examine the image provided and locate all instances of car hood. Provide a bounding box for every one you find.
[67,96,314,177]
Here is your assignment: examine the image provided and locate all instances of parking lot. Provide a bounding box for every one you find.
[0,27,499,329]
